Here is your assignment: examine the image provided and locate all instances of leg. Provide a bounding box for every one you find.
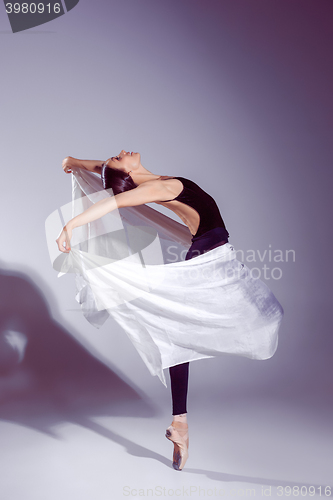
[166,362,190,470]
[169,362,189,415]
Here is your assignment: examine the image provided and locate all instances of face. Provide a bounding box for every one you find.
[105,150,141,172]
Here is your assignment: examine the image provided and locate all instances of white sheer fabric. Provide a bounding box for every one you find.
[54,169,284,387]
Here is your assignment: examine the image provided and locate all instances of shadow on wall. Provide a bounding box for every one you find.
[0,263,158,438]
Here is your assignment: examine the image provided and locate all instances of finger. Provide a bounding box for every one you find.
[56,238,70,253]
[59,244,70,253]
[57,241,65,252]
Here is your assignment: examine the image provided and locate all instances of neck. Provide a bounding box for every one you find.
[130,164,161,185]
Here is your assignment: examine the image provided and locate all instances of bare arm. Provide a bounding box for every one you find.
[62,156,105,175]
[56,180,170,252]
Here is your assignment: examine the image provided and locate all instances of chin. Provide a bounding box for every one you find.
[133,152,141,163]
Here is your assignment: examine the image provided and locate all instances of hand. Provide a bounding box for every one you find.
[56,226,72,253]
[62,156,74,174]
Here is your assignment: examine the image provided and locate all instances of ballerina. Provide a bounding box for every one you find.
[56,150,283,471]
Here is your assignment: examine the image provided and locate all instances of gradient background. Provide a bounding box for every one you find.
[0,1,332,498]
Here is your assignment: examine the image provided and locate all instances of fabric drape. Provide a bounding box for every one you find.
[49,169,284,387]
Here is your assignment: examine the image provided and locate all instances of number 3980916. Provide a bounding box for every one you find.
[5,3,61,14]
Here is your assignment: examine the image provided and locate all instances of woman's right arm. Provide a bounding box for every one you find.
[62,156,104,175]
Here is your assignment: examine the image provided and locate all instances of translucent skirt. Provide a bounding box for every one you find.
[48,170,284,387]
[60,237,283,387]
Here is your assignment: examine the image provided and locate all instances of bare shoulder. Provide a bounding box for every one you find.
[144,177,183,200]
[114,177,181,207]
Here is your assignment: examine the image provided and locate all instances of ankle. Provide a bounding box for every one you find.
[173,413,188,425]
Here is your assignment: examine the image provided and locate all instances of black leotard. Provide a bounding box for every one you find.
[164,176,229,239]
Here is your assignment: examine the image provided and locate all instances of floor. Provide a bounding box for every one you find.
[0,384,331,500]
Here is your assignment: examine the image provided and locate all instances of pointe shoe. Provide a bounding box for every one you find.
[165,421,189,470]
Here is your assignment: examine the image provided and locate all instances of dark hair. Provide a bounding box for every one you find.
[101,165,137,195]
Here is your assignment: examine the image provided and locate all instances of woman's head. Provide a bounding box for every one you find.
[102,165,137,194]
[102,150,140,194]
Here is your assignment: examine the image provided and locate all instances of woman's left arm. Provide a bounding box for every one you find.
[56,180,169,253]
[62,156,105,174]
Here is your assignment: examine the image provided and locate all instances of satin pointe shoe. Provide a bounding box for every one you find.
[165,420,189,470]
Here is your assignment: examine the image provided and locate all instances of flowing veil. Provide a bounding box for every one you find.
[46,169,284,387]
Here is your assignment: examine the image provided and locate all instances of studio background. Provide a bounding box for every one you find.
[0,1,332,498]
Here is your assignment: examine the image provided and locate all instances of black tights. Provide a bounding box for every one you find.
[169,362,189,415]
